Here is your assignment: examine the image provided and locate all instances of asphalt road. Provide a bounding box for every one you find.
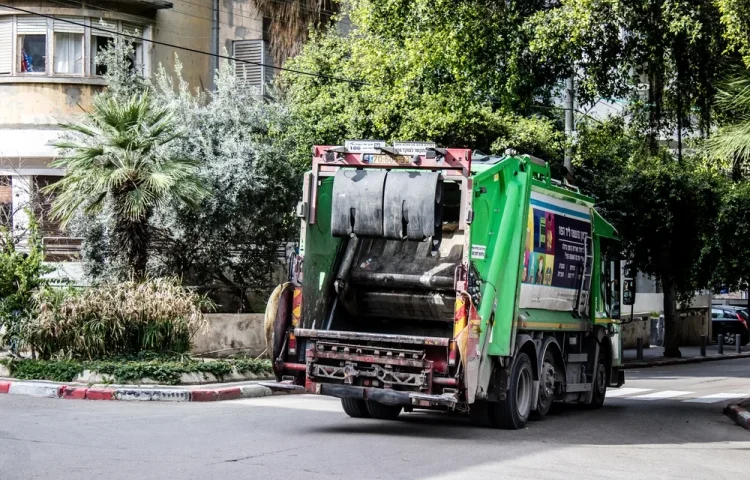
[2,359,750,480]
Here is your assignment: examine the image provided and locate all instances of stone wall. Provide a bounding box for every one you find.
[191,313,266,358]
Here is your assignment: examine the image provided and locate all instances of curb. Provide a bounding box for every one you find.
[622,352,750,369]
[0,379,295,403]
[724,402,750,430]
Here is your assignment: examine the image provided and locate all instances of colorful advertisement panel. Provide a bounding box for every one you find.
[520,191,591,311]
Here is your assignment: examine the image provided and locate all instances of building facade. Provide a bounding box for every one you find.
[0,0,273,279]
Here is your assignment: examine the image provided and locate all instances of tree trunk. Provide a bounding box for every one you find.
[114,215,151,280]
[662,278,681,358]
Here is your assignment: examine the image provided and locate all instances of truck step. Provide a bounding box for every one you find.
[565,383,592,393]
[567,353,588,363]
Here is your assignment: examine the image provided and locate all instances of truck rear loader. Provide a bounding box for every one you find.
[266,143,628,429]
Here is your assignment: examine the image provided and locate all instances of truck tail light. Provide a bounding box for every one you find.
[289,287,302,355]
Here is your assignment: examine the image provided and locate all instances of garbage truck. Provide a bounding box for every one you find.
[266,142,631,429]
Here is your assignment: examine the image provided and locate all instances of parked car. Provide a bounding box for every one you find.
[711,306,750,346]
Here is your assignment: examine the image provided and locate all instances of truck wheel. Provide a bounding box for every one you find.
[341,398,370,418]
[490,352,533,429]
[586,348,608,409]
[366,401,402,420]
[533,350,557,419]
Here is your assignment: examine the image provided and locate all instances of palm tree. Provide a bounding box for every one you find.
[707,72,750,179]
[46,91,209,278]
[256,0,339,66]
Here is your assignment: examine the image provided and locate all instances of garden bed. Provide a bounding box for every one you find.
[0,356,273,385]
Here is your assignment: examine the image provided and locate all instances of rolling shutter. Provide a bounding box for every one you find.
[0,18,11,74]
[53,16,84,34]
[122,21,143,37]
[17,16,47,34]
[92,18,117,37]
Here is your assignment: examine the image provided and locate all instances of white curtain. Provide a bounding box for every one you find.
[55,33,82,74]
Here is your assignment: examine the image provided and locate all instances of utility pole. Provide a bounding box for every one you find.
[210,0,219,92]
[564,76,575,175]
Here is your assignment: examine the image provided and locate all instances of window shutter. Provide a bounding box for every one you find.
[92,18,117,37]
[122,21,142,37]
[53,16,84,34]
[17,16,47,34]
[233,40,264,93]
[0,18,11,74]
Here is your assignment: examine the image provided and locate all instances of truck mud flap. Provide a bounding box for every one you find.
[319,384,457,407]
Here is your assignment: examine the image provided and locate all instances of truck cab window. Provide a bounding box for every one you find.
[600,239,621,320]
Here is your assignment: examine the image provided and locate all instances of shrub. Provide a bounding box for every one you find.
[27,278,211,359]
[0,215,53,353]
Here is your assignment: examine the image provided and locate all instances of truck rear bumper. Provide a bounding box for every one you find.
[312,383,458,408]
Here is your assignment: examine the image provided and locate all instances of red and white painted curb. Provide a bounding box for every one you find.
[724,403,750,430]
[0,379,297,402]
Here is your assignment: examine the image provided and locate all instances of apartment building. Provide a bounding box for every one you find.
[0,0,273,278]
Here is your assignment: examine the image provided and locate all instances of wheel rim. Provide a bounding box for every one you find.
[516,366,532,417]
[725,332,735,345]
[540,360,555,402]
[595,362,606,394]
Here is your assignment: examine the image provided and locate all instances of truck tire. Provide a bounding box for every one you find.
[366,401,402,420]
[490,352,533,429]
[341,398,370,418]
[532,350,557,419]
[585,348,608,409]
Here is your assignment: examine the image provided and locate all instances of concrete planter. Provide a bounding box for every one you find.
[191,313,267,358]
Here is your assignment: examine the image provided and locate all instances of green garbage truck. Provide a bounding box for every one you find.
[266,142,630,429]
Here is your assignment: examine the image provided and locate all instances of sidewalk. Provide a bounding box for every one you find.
[0,378,302,402]
[622,344,750,368]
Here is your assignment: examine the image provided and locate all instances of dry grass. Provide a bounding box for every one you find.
[27,278,210,360]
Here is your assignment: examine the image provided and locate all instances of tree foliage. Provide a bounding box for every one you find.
[0,215,53,353]
[48,91,208,279]
[145,58,300,311]
[280,0,567,167]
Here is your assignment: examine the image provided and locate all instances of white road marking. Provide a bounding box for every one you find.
[683,393,750,404]
[630,390,692,400]
[606,388,652,398]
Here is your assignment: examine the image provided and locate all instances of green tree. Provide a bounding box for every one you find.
[47,92,209,279]
[147,58,300,311]
[280,0,567,168]
[528,0,734,148]
[574,118,723,357]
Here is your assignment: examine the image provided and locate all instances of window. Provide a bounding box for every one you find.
[54,33,83,74]
[233,40,272,95]
[53,17,84,75]
[17,17,47,74]
[32,176,62,237]
[91,35,113,75]
[0,176,11,228]
[0,15,147,77]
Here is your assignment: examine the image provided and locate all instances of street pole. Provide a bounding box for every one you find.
[564,76,574,175]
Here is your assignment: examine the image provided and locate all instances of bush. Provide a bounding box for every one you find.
[0,215,52,353]
[27,278,211,359]
[0,356,272,385]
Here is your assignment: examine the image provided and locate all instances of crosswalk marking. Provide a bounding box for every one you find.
[629,390,692,400]
[605,388,652,398]
[682,393,750,404]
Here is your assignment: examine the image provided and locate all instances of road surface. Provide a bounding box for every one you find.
[2,359,750,480]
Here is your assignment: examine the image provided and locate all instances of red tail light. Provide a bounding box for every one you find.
[737,313,748,329]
